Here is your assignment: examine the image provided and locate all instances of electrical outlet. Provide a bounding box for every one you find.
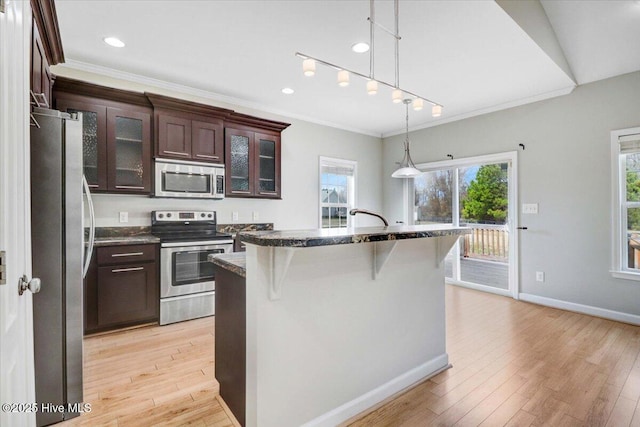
[522,203,539,214]
[232,212,239,221]
[119,212,128,223]
[536,271,545,282]
[253,211,259,221]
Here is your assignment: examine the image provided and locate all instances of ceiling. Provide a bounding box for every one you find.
[53,0,640,137]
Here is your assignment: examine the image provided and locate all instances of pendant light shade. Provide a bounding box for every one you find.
[392,89,403,103]
[392,100,423,179]
[432,104,442,117]
[412,98,424,111]
[303,59,316,76]
[366,80,378,95]
[391,165,423,178]
[337,70,350,87]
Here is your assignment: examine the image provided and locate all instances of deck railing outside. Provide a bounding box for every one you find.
[461,223,509,262]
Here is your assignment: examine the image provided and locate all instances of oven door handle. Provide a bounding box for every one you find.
[160,240,234,248]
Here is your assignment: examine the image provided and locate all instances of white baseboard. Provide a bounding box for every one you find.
[518,293,640,326]
[301,353,450,427]
[446,279,511,298]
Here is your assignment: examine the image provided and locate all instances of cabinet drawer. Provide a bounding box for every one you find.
[97,244,157,265]
[96,263,158,327]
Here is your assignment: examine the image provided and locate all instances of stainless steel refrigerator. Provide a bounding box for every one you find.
[30,107,88,426]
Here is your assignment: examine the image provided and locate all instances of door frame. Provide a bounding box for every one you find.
[0,1,37,425]
[409,151,520,299]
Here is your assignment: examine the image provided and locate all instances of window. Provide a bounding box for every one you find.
[319,157,356,228]
[612,127,640,280]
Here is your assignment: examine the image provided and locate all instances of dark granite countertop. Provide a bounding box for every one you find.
[239,224,471,248]
[217,223,274,234]
[209,253,246,278]
[93,235,160,246]
[87,227,159,247]
[86,224,273,247]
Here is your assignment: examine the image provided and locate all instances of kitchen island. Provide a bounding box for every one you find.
[210,224,470,427]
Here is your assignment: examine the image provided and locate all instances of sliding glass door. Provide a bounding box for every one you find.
[413,153,517,297]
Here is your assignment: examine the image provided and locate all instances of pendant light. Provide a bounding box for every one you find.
[392,99,423,178]
[296,0,443,117]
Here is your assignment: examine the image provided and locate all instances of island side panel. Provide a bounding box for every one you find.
[213,266,246,426]
[245,237,453,427]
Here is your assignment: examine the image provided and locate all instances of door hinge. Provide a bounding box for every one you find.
[0,251,6,285]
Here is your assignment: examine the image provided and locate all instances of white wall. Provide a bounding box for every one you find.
[245,238,452,426]
[383,71,640,318]
[51,67,383,229]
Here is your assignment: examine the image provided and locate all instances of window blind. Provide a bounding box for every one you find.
[321,163,355,176]
[619,134,640,153]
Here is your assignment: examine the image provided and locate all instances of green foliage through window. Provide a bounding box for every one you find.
[461,164,508,224]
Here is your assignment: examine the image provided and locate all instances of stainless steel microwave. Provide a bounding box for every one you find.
[154,159,225,199]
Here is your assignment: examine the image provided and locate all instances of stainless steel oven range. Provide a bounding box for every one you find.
[151,210,233,325]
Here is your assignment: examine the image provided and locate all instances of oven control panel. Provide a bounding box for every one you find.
[153,211,216,222]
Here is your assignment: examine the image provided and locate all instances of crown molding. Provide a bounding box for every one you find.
[382,85,576,138]
[31,0,64,65]
[53,76,151,107]
[56,60,381,138]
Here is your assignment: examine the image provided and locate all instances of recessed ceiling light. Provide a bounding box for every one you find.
[281,88,294,95]
[351,42,370,53]
[103,37,125,48]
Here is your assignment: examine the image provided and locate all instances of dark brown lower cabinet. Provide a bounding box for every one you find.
[85,244,159,334]
[213,266,246,426]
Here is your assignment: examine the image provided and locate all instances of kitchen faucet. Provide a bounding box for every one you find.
[349,208,389,226]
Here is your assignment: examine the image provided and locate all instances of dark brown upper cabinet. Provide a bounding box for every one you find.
[147,93,231,164]
[224,113,289,199]
[53,77,153,194]
[31,21,53,108]
[30,0,65,109]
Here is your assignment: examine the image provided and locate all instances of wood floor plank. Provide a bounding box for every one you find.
[585,383,624,427]
[478,392,530,427]
[452,373,528,426]
[504,410,536,427]
[631,398,640,427]
[347,380,439,426]
[605,395,637,426]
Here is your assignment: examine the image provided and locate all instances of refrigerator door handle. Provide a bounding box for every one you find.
[82,175,96,278]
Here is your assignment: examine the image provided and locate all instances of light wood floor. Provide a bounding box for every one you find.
[59,317,237,427]
[62,285,640,426]
[349,286,640,426]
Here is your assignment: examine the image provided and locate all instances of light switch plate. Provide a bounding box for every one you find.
[522,203,538,214]
[253,211,259,221]
[232,212,239,221]
[119,212,128,223]
[536,271,545,282]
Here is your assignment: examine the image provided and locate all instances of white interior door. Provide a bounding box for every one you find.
[0,2,37,426]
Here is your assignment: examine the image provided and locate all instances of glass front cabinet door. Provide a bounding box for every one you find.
[106,108,151,193]
[256,133,280,197]
[55,100,108,191]
[226,129,254,196]
[55,96,152,194]
[225,128,281,199]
